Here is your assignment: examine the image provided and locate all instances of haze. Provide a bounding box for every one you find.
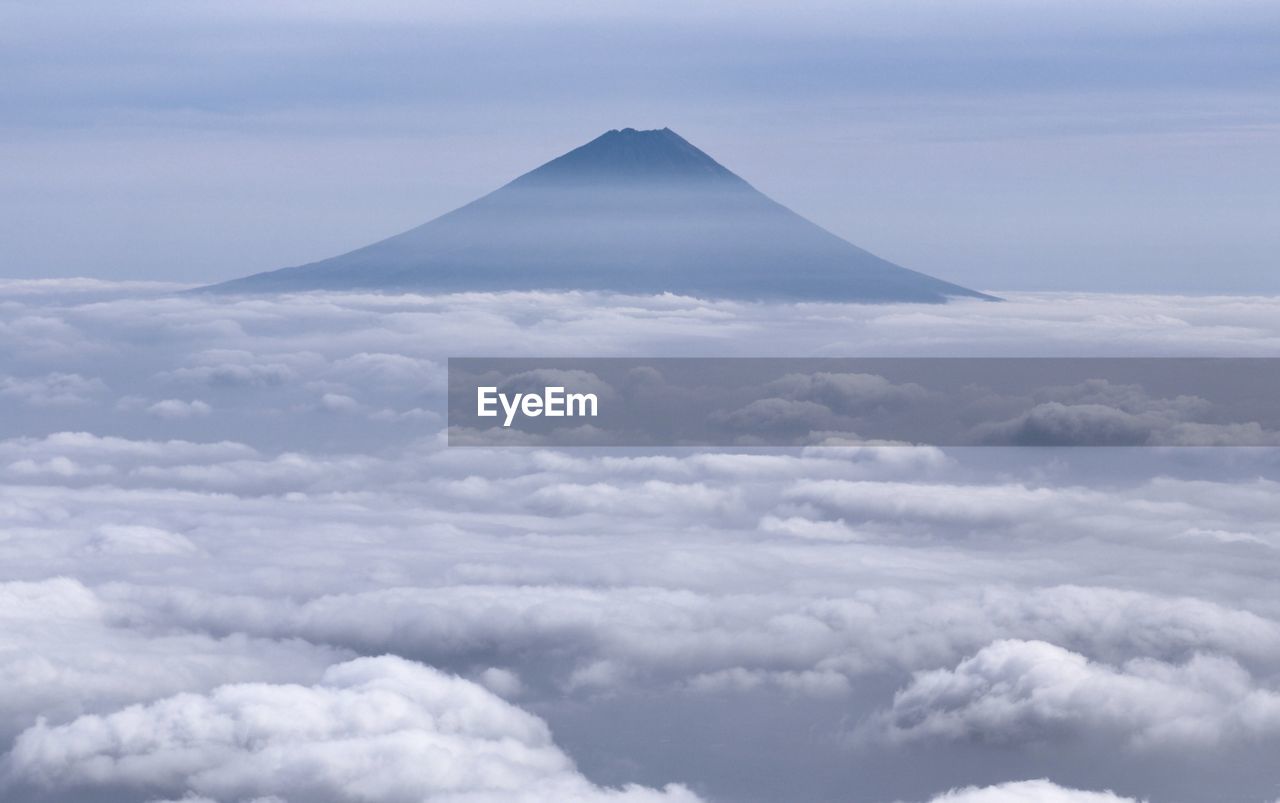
[3,0,1279,292]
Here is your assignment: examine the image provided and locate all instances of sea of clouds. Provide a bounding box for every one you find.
[1,282,1279,802]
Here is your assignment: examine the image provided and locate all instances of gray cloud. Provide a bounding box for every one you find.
[869,639,1280,750]
[0,373,106,407]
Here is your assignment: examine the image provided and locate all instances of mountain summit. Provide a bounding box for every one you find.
[205,128,992,302]
[512,127,743,187]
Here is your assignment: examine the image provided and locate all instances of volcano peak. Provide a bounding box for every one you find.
[204,128,992,303]
[509,127,744,188]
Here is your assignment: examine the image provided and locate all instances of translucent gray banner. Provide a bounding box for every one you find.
[447,358,1280,446]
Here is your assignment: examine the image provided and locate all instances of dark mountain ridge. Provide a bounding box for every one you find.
[204,128,994,303]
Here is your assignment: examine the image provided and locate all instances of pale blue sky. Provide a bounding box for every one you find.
[2,0,1278,291]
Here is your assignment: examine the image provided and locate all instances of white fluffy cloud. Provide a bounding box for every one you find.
[0,578,348,743]
[915,779,1140,802]
[2,656,702,803]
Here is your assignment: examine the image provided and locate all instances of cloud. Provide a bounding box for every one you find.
[0,372,106,406]
[328,352,442,390]
[86,524,199,556]
[318,392,362,414]
[977,402,1156,446]
[1,285,1280,801]
[167,362,296,388]
[528,480,742,517]
[868,639,1280,749]
[2,655,702,803]
[711,398,839,440]
[0,579,347,744]
[767,372,931,414]
[0,431,256,464]
[147,399,213,419]
[706,371,931,444]
[477,667,524,698]
[780,475,1280,547]
[970,379,1280,447]
[0,278,185,297]
[913,779,1140,802]
[90,579,1280,712]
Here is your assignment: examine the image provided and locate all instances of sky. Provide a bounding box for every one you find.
[3,0,1279,292]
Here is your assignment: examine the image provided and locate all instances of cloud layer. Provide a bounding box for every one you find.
[1,284,1279,802]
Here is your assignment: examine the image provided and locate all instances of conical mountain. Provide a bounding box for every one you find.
[205,128,993,302]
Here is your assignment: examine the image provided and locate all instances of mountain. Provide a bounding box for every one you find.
[203,128,994,302]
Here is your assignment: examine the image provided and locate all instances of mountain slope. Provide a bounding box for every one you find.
[204,128,993,302]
